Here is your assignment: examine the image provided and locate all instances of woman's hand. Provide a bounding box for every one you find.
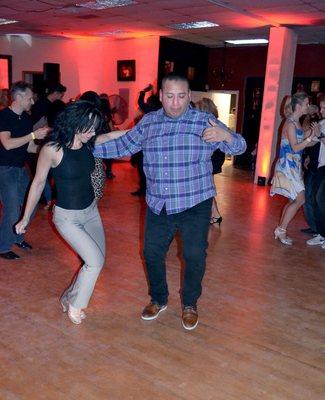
[310,121,320,139]
[15,218,29,235]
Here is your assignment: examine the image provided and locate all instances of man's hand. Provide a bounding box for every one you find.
[203,119,232,143]
[34,126,50,140]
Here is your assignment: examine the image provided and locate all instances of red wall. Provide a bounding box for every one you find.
[207,44,325,131]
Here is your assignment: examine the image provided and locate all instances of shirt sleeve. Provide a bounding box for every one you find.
[93,122,144,159]
[206,115,247,155]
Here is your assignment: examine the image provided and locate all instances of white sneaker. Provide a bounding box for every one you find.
[306,234,325,246]
[322,242,325,250]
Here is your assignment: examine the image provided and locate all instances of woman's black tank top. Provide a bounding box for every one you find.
[51,145,95,210]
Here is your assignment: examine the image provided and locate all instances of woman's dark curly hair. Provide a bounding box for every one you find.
[48,100,104,150]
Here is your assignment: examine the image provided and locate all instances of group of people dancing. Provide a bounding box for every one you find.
[2,73,322,333]
[3,73,247,331]
[271,92,325,248]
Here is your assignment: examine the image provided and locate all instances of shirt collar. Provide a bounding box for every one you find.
[161,106,191,121]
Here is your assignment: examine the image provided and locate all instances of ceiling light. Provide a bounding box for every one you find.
[225,39,268,45]
[0,18,18,25]
[169,21,219,30]
[97,30,130,36]
[77,0,136,9]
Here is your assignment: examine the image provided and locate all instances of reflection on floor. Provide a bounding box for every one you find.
[0,161,323,400]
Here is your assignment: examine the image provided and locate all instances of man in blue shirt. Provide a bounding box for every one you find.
[94,74,246,330]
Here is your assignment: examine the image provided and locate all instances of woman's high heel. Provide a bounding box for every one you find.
[274,227,293,246]
[210,216,223,225]
[67,305,83,325]
[60,297,86,323]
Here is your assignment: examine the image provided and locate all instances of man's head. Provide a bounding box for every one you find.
[160,74,191,118]
[319,97,325,119]
[47,83,67,101]
[10,81,34,112]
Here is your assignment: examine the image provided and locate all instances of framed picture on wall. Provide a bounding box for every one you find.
[164,60,174,74]
[187,66,195,81]
[0,55,12,89]
[311,80,320,92]
[117,60,136,81]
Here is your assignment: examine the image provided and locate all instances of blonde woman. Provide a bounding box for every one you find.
[271,93,317,245]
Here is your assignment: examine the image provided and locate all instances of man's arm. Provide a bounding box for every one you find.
[93,125,143,159]
[203,118,246,155]
[138,84,153,114]
[0,127,49,150]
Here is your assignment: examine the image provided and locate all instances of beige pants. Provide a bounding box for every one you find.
[53,200,106,309]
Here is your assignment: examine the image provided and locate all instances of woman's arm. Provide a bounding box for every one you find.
[95,130,128,145]
[287,122,316,152]
[15,145,56,234]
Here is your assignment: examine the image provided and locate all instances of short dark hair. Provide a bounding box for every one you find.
[10,81,33,100]
[161,73,189,90]
[80,91,101,109]
[47,83,67,95]
[48,100,104,150]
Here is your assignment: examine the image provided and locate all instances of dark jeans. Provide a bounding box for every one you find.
[313,166,325,237]
[143,198,212,307]
[303,170,317,231]
[0,166,30,253]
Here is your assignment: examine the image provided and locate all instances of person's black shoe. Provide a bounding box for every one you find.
[106,172,115,179]
[130,189,145,196]
[300,228,316,235]
[0,251,20,260]
[15,241,32,250]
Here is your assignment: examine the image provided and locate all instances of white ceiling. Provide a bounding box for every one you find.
[0,0,324,47]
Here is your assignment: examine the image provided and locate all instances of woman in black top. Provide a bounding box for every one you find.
[16,101,121,324]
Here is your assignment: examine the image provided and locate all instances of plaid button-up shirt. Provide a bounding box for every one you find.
[94,107,246,214]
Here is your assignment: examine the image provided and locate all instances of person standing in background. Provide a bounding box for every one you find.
[0,82,49,260]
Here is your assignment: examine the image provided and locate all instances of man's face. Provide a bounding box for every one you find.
[17,88,34,112]
[160,80,191,118]
[54,91,65,101]
[320,101,325,119]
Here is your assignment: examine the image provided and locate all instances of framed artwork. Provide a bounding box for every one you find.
[164,60,174,74]
[311,80,320,92]
[117,60,136,81]
[187,66,195,81]
[0,55,12,89]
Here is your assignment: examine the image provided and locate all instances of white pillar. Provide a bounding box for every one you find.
[254,27,297,184]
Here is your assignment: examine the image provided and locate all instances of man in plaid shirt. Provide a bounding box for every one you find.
[94,73,246,330]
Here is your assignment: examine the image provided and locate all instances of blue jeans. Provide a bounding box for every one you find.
[304,170,317,232]
[144,198,212,307]
[0,166,30,253]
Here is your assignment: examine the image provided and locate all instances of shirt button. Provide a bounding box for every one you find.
[164,156,167,160]
[164,172,167,175]
[165,187,168,191]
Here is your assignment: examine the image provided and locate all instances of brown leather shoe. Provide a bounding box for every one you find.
[182,306,198,330]
[141,302,167,320]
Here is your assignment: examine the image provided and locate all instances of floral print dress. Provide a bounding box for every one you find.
[270,121,304,200]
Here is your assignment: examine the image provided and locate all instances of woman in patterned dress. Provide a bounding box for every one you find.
[271,93,318,245]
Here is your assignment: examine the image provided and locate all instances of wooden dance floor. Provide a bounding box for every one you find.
[0,161,324,400]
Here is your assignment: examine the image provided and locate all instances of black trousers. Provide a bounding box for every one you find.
[313,165,325,237]
[143,198,212,307]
